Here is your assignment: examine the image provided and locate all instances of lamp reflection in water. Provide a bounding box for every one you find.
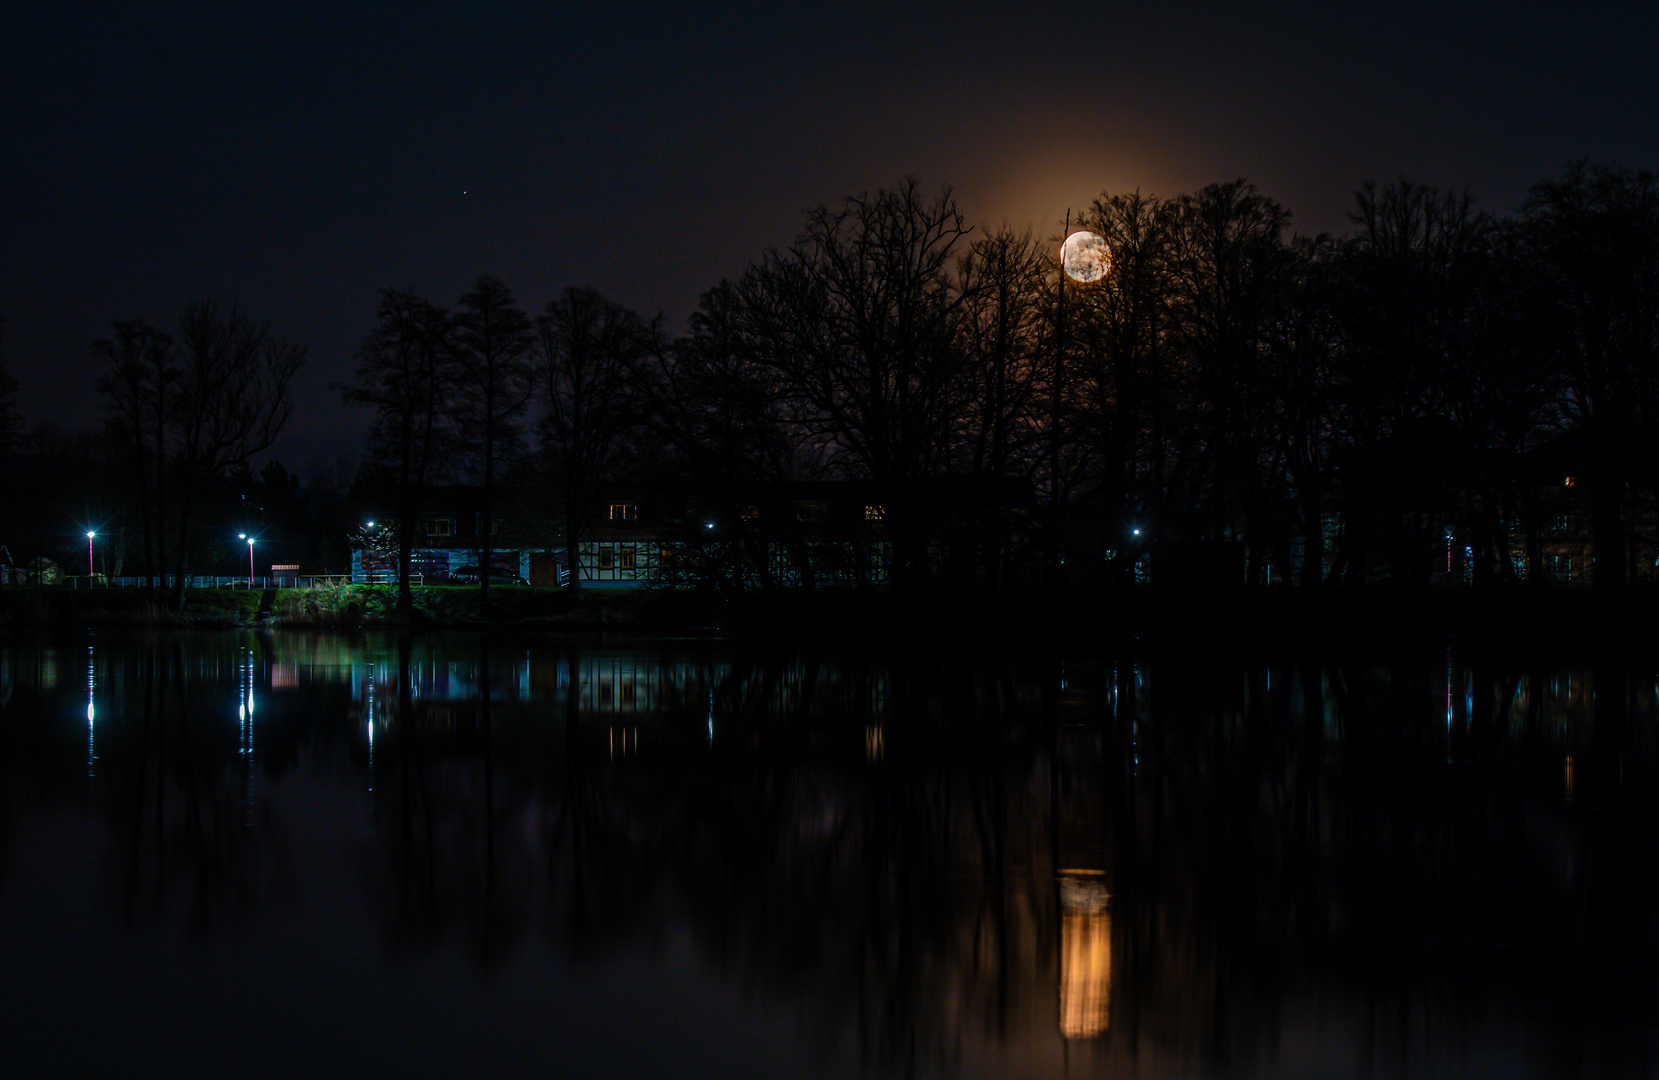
[365,661,376,797]
[86,645,97,782]
[1058,870,1112,1039]
[238,645,257,827]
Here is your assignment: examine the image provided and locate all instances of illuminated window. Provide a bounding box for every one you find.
[423,516,455,537]
[619,546,636,571]
[864,504,885,522]
[598,547,614,569]
[738,505,760,520]
[609,503,639,521]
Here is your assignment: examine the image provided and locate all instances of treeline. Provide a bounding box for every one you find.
[0,304,333,606]
[348,163,1659,606]
[2,161,1654,607]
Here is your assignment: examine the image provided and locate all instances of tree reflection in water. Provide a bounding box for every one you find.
[2,630,1658,1079]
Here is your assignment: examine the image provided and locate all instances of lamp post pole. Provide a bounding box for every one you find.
[87,531,96,584]
[248,538,255,587]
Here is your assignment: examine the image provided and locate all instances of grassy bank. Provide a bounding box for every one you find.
[0,583,687,630]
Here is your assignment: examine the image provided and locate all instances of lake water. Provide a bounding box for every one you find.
[3,628,1658,1079]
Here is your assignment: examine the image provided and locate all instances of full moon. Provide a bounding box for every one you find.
[1061,230,1111,283]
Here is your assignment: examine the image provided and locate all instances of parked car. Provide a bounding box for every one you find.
[449,565,529,586]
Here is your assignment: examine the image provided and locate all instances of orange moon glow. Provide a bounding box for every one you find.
[1061,230,1111,283]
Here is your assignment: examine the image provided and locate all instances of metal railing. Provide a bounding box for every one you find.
[6,573,442,590]
[50,574,360,590]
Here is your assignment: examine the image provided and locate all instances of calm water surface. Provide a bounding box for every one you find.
[3,629,1658,1079]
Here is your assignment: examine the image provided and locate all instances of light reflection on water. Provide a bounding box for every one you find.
[3,629,1659,1079]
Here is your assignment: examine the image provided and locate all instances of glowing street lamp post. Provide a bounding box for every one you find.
[87,531,96,584]
[239,533,256,587]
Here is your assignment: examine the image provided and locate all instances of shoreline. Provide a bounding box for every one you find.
[1,583,1654,657]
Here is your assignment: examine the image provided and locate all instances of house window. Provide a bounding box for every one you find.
[609,503,639,521]
[864,504,885,522]
[738,505,760,520]
[794,501,828,523]
[598,547,614,569]
[619,546,637,571]
[423,516,455,537]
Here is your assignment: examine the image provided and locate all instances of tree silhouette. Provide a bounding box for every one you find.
[739,179,975,591]
[87,300,303,610]
[1165,180,1293,558]
[1072,191,1175,579]
[1521,161,1659,591]
[629,279,808,591]
[338,289,456,619]
[0,317,23,458]
[536,286,653,591]
[951,225,1049,588]
[92,318,175,596]
[454,275,535,611]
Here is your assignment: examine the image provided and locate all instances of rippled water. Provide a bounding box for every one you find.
[3,628,1658,1079]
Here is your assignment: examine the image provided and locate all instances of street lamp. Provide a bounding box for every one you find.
[239,533,256,587]
[87,531,96,583]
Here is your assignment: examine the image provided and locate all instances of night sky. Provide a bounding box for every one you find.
[4,1,1655,470]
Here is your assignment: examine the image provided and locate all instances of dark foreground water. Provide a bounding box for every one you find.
[3,629,1658,1079]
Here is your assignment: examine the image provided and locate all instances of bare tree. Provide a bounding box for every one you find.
[1259,234,1342,587]
[537,286,653,591]
[338,289,455,620]
[741,179,975,590]
[0,317,23,458]
[1165,180,1293,566]
[454,275,535,611]
[951,225,1049,587]
[165,300,304,609]
[1521,161,1659,591]
[1329,179,1499,587]
[0,319,21,581]
[628,279,809,592]
[93,319,175,596]
[1072,191,1175,576]
[645,279,802,485]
